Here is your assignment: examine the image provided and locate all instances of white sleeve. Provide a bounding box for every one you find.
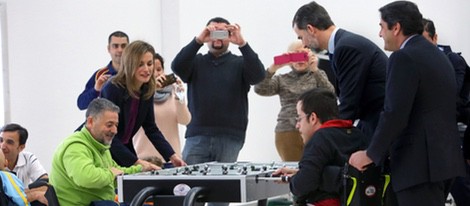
[24,152,48,182]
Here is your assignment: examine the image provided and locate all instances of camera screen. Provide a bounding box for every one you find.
[210,30,229,39]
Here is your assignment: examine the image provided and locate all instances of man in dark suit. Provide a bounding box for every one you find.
[349,1,465,206]
[423,17,470,206]
[292,1,387,142]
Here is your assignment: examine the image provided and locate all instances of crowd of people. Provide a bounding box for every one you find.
[1,1,469,206]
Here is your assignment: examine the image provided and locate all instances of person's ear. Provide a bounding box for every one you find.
[19,144,25,152]
[86,116,94,128]
[309,112,318,124]
[392,22,401,36]
[433,33,439,44]
[306,24,316,35]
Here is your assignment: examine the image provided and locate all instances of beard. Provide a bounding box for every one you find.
[211,40,225,50]
[307,42,320,51]
[97,132,115,145]
[305,35,322,51]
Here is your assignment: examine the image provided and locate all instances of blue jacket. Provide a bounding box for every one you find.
[77,62,118,110]
[0,171,29,206]
[438,45,469,112]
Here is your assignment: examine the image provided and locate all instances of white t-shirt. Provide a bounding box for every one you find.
[5,151,47,188]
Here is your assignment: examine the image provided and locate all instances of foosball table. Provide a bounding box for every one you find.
[117,161,297,206]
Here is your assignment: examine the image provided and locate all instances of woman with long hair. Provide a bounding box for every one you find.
[101,40,186,169]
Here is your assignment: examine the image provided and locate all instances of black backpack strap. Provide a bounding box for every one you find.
[342,163,391,206]
[0,175,8,205]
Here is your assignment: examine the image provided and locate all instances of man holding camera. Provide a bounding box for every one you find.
[77,31,129,110]
[171,17,265,206]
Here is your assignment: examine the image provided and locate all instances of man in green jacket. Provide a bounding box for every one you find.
[50,98,156,205]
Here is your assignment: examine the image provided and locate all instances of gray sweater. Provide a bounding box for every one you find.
[254,69,334,132]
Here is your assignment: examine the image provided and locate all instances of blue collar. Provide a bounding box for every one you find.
[328,27,340,54]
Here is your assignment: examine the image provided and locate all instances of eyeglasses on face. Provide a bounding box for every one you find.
[295,113,310,123]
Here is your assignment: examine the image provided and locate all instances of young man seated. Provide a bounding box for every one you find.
[272,88,368,206]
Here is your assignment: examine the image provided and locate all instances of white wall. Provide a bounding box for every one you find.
[2,0,469,172]
[3,0,163,171]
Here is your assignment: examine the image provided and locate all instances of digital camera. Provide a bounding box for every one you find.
[273,52,309,65]
[210,30,229,39]
[160,73,177,88]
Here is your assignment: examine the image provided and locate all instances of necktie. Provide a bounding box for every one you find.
[328,53,336,75]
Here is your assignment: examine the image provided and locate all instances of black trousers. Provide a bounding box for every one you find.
[450,160,470,205]
[395,179,454,206]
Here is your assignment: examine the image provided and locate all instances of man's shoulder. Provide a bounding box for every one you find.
[439,47,467,64]
[57,131,89,149]
[14,151,34,168]
[314,126,365,141]
[336,30,383,53]
[90,61,113,74]
[437,44,453,54]
[19,150,35,156]
[18,151,39,162]
[65,130,90,143]
[337,29,371,44]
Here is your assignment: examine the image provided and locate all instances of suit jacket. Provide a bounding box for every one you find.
[367,35,465,191]
[101,81,175,166]
[331,29,387,141]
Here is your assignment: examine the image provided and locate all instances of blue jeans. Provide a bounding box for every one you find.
[182,135,245,165]
[183,135,245,206]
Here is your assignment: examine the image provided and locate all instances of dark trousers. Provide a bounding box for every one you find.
[451,162,470,206]
[395,179,453,206]
[454,121,470,205]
